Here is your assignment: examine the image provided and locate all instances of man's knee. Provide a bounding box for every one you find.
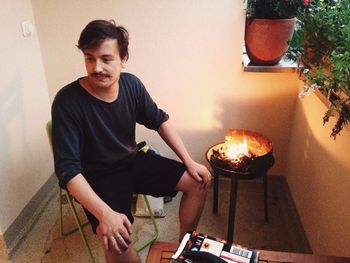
[104,244,141,263]
[176,171,208,196]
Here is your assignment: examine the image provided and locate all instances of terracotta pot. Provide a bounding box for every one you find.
[245,17,296,65]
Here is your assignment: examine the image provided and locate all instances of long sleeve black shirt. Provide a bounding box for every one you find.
[51,73,169,189]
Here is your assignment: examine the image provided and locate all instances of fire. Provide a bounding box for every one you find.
[208,129,272,173]
[225,137,250,160]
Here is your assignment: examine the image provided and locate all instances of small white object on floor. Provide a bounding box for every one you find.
[134,195,165,217]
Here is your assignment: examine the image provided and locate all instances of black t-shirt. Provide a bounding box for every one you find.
[52,72,169,189]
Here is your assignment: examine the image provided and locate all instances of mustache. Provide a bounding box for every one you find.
[91,72,110,78]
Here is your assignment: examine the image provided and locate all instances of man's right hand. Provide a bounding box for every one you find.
[66,175,133,254]
[96,210,133,254]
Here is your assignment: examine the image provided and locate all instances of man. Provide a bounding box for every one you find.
[52,19,211,263]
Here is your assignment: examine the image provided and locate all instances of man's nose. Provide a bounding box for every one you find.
[94,60,103,72]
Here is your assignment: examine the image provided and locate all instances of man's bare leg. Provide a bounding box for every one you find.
[104,246,141,263]
[176,171,208,239]
[97,226,141,263]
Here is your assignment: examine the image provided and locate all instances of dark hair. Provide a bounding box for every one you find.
[77,19,129,61]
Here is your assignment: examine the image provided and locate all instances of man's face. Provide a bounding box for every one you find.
[83,38,125,90]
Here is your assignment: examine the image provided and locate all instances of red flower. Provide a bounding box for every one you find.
[303,0,311,6]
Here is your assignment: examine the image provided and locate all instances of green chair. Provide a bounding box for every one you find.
[45,121,158,261]
[46,121,95,262]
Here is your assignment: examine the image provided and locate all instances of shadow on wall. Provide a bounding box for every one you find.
[181,86,297,175]
[0,73,25,245]
[289,96,350,174]
[285,98,350,256]
[0,72,25,183]
[140,82,298,177]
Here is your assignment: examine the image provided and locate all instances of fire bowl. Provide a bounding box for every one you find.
[206,129,274,178]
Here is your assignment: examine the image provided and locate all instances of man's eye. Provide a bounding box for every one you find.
[103,59,112,63]
[85,57,94,62]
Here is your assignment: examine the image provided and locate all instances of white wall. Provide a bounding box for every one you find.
[286,92,350,256]
[31,0,298,176]
[0,0,52,235]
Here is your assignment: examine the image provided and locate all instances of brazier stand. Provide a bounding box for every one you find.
[206,144,274,243]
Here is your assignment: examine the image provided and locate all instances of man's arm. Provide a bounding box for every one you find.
[157,120,211,189]
[66,174,132,253]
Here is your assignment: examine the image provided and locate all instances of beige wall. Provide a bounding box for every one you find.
[0,0,52,235]
[31,0,298,176]
[286,93,350,256]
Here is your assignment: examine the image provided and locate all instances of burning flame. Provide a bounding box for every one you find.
[225,137,249,160]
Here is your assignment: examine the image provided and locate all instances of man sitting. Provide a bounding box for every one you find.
[51,19,211,263]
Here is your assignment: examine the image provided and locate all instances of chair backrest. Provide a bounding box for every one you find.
[46,120,53,153]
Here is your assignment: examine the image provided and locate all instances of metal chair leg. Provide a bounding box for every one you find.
[59,187,95,263]
[59,187,89,236]
[135,195,159,252]
[66,192,95,263]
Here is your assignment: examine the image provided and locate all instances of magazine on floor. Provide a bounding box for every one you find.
[171,231,259,263]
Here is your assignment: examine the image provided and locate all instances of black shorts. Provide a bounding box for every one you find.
[83,151,186,233]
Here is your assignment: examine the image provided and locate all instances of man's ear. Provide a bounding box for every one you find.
[122,59,127,68]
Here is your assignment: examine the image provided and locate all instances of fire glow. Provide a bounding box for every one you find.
[209,136,254,172]
[207,129,273,174]
[225,136,250,160]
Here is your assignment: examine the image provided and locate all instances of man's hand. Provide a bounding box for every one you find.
[157,121,212,190]
[186,160,212,190]
[66,175,133,254]
[96,210,132,254]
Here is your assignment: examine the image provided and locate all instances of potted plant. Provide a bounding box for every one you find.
[245,0,311,65]
[287,0,350,139]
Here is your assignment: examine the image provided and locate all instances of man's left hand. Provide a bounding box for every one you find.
[186,161,212,190]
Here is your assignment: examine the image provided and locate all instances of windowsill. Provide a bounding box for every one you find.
[242,52,297,73]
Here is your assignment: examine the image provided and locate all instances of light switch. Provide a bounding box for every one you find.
[243,0,248,10]
[21,20,35,37]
